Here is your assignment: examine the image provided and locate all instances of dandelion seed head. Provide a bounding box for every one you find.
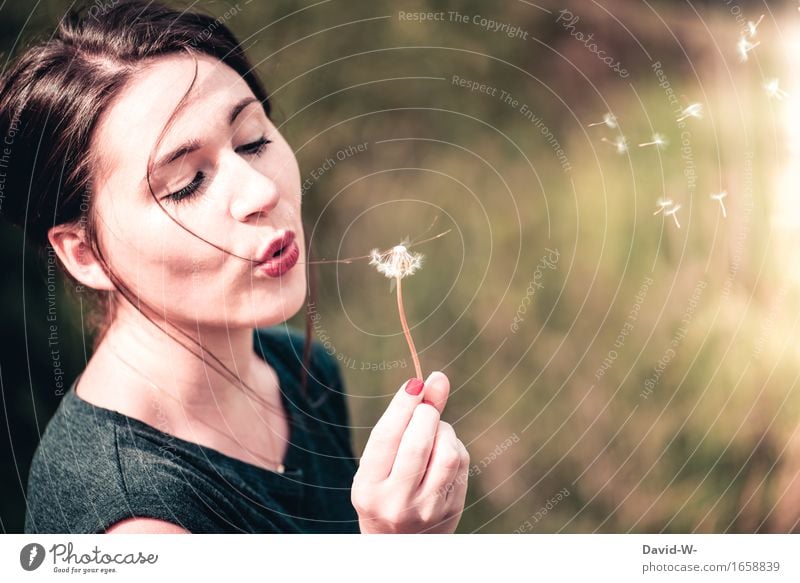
[369,243,424,279]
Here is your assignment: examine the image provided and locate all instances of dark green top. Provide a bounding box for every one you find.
[23,326,360,534]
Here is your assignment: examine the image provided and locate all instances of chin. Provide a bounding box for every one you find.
[250,275,308,328]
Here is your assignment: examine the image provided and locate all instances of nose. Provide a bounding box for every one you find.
[228,157,280,223]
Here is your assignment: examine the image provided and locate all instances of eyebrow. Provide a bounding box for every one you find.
[151,96,261,172]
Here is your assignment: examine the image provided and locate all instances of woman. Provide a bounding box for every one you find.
[2,0,469,534]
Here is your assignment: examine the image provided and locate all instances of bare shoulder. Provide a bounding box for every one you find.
[105,517,190,534]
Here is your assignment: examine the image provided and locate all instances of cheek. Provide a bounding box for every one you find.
[99,199,223,295]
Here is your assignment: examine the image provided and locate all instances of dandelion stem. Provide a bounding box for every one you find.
[395,275,422,379]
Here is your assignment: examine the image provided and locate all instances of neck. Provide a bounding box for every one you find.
[89,301,274,416]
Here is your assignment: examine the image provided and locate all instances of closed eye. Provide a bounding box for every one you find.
[162,137,273,204]
[163,171,206,204]
[236,136,272,156]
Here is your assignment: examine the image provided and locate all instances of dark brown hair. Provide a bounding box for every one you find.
[0,0,321,426]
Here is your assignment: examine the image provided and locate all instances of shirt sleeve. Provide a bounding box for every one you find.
[23,424,251,534]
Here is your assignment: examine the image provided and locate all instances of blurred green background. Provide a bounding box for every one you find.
[2,0,800,533]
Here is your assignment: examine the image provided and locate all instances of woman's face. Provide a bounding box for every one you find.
[89,53,306,329]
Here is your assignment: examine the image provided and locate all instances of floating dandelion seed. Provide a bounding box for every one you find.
[653,198,674,215]
[676,103,703,122]
[765,78,789,100]
[638,133,668,149]
[601,135,628,154]
[710,191,728,218]
[664,204,682,228]
[737,35,759,62]
[747,14,764,38]
[369,241,424,379]
[588,112,618,129]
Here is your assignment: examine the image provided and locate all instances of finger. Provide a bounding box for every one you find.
[420,371,450,415]
[445,440,470,509]
[419,441,469,535]
[357,377,427,482]
[418,421,462,499]
[433,451,469,534]
[388,403,441,488]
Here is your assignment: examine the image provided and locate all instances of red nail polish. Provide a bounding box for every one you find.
[405,378,424,396]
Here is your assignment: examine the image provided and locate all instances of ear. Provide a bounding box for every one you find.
[47,224,114,291]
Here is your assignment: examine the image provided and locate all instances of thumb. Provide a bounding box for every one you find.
[420,371,450,415]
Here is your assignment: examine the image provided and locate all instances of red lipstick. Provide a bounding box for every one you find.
[254,231,299,278]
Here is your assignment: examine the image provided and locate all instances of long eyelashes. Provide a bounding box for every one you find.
[162,137,273,204]
[164,171,206,203]
[240,136,272,157]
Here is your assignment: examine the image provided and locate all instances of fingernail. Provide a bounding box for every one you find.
[405,378,424,396]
